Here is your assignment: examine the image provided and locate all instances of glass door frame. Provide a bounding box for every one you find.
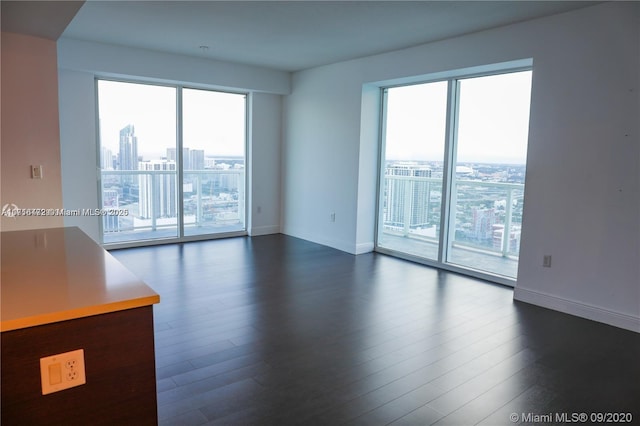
[374,64,532,287]
[96,77,250,249]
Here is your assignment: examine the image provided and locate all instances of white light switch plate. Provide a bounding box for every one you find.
[40,349,86,395]
[31,165,43,179]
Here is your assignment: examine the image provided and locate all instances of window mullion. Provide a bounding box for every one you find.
[374,88,389,247]
[438,79,460,264]
[176,87,185,239]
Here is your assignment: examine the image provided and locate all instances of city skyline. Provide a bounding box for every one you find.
[101,123,245,171]
[100,120,246,242]
[97,80,246,159]
[380,160,525,263]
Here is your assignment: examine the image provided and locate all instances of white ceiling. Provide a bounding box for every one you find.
[6,1,598,72]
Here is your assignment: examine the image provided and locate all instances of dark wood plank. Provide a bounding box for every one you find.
[110,234,640,425]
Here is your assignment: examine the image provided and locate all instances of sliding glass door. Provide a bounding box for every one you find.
[377,69,532,282]
[447,72,531,277]
[182,88,246,237]
[377,81,448,261]
[98,81,179,243]
[97,80,247,245]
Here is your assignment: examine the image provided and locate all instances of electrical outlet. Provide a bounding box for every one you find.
[543,255,552,268]
[40,349,86,395]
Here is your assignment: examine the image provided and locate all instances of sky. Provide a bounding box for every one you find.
[98,70,532,166]
[385,70,532,164]
[97,80,246,160]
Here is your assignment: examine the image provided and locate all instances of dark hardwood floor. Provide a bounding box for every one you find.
[111,234,640,425]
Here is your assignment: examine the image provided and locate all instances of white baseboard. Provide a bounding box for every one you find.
[282,227,360,255]
[514,287,640,333]
[354,242,374,255]
[249,225,281,236]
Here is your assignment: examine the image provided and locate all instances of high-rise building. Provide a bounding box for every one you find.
[166,148,175,162]
[102,188,121,232]
[118,125,138,170]
[101,147,114,170]
[119,125,138,186]
[167,147,192,170]
[471,207,496,240]
[138,160,177,219]
[189,149,205,170]
[384,162,433,229]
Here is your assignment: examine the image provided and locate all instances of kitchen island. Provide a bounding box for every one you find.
[1,227,160,425]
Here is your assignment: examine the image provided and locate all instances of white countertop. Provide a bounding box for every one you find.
[1,227,159,332]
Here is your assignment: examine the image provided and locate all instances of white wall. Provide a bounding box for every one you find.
[248,93,282,236]
[283,63,364,253]
[1,32,64,231]
[59,69,100,240]
[58,39,288,242]
[58,38,290,95]
[514,4,639,332]
[283,2,640,332]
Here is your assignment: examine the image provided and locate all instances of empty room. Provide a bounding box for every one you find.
[1,1,639,425]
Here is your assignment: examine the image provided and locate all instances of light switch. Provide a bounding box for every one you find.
[48,363,62,385]
[31,165,43,179]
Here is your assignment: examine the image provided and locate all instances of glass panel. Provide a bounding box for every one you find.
[182,89,246,237]
[377,81,448,260]
[447,71,532,278]
[98,81,178,244]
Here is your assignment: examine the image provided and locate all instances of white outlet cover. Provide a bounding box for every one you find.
[40,349,86,395]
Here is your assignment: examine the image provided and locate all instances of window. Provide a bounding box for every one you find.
[97,80,247,245]
[377,80,448,261]
[377,68,532,283]
[182,88,246,237]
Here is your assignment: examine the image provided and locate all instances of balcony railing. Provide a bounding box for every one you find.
[100,169,244,243]
[381,174,524,259]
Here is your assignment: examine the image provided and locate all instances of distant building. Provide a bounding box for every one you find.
[166,147,205,170]
[384,162,433,230]
[166,148,176,162]
[118,125,138,170]
[101,147,114,170]
[471,207,495,240]
[167,148,192,169]
[102,188,120,232]
[119,125,138,185]
[492,224,521,252]
[138,160,177,219]
[456,165,475,177]
[204,158,216,169]
[189,150,205,170]
[219,171,239,192]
